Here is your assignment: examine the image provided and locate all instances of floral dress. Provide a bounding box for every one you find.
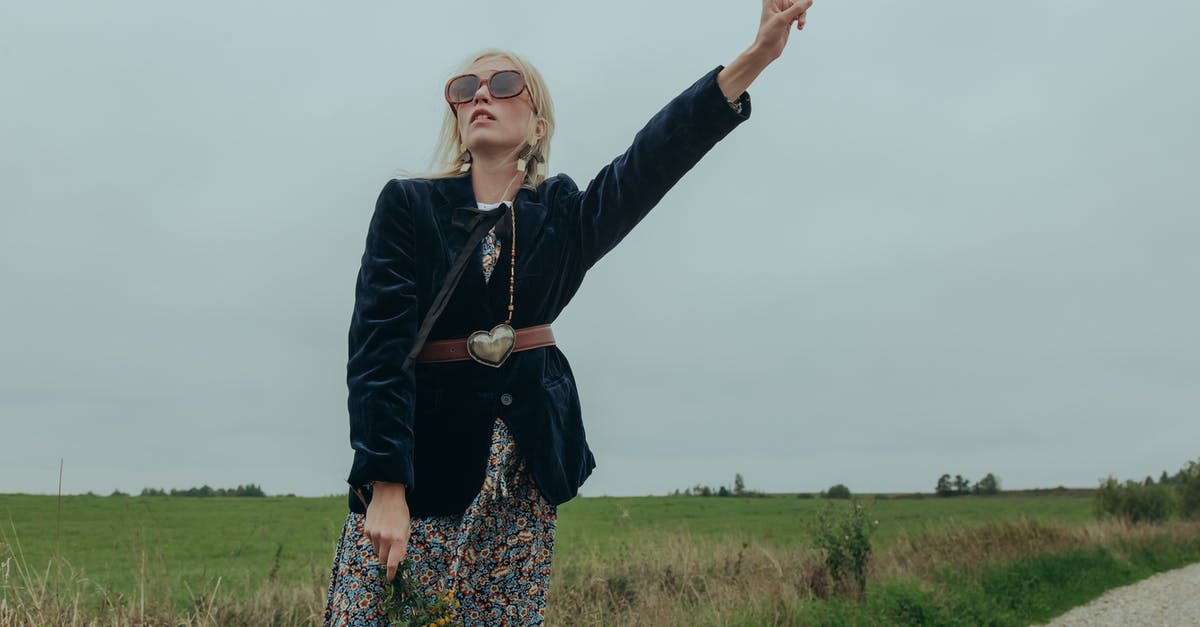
[324,417,557,626]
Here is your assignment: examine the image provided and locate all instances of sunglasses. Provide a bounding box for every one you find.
[444,70,536,111]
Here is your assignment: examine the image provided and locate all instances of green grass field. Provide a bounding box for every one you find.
[554,492,1095,552]
[3,491,1197,625]
[2,492,1091,602]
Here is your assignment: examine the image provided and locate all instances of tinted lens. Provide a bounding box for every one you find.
[446,74,481,104]
[488,71,525,98]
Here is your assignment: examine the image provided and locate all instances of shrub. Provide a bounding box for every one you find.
[1178,461,1200,519]
[1095,477,1175,523]
[812,500,877,597]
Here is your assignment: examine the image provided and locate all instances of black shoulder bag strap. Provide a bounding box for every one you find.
[401,205,507,372]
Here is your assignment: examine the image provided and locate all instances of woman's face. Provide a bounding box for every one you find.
[453,56,543,159]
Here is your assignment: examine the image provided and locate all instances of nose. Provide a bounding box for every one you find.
[472,79,491,103]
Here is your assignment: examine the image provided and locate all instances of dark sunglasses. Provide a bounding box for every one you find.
[444,70,535,111]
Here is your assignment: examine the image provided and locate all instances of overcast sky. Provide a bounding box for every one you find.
[2,1,1197,498]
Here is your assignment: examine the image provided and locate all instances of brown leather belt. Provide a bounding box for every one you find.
[416,323,555,364]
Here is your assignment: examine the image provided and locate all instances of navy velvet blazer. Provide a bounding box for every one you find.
[345,65,751,517]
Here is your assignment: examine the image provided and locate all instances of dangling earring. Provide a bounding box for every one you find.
[516,138,536,173]
[458,142,472,173]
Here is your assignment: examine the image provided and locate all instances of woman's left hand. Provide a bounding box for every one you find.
[754,0,813,61]
[716,0,813,102]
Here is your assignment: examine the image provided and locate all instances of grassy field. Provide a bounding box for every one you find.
[554,492,1096,551]
[1,493,1092,600]
[2,491,1197,625]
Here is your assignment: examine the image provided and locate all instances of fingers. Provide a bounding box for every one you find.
[362,484,413,582]
[386,538,407,582]
[366,529,409,581]
[781,0,812,22]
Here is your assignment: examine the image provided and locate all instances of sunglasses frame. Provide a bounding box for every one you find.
[444,70,536,113]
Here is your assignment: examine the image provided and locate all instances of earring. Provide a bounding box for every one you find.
[516,139,537,173]
[458,142,472,173]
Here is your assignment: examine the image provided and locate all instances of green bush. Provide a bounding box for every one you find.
[813,500,877,597]
[1095,477,1175,523]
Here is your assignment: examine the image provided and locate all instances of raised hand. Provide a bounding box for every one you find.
[755,0,813,61]
[716,0,813,103]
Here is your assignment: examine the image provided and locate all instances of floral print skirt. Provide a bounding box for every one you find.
[324,417,558,626]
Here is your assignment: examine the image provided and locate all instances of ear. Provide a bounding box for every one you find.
[532,117,548,142]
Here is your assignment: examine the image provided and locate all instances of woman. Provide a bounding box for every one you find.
[325,1,812,624]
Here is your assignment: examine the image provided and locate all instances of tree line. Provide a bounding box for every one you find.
[671,473,768,498]
[135,484,268,497]
[670,473,1005,499]
[935,472,1000,497]
[1096,458,1199,523]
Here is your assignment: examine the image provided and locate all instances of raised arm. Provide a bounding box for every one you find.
[553,0,813,273]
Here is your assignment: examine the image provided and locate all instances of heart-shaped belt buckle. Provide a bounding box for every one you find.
[466,324,516,368]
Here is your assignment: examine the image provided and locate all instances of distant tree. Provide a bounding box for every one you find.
[1160,471,1172,485]
[974,473,1000,496]
[109,489,129,497]
[936,474,954,497]
[953,475,971,495]
[699,485,712,497]
[1144,476,1155,487]
[718,486,730,497]
[734,474,746,495]
[825,484,852,499]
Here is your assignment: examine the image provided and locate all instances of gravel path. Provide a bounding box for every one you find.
[1040,561,1200,626]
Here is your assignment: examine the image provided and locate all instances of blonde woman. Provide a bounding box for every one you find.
[324,1,812,624]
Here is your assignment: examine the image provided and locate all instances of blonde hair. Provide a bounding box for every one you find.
[411,49,555,190]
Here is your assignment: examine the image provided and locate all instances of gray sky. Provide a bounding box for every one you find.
[2,1,1197,498]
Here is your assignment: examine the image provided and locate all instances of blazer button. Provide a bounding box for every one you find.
[500,393,513,406]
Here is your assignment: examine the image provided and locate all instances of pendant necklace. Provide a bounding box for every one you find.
[466,200,518,368]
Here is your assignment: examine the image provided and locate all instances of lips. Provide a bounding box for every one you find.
[470,109,496,123]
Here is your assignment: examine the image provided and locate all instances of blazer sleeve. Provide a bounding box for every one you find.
[554,64,751,271]
[345,179,419,492]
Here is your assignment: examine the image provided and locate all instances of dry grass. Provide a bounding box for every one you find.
[4,518,1199,626]
[1,524,326,627]
[545,518,1200,626]
[0,552,327,626]
[547,533,824,626]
